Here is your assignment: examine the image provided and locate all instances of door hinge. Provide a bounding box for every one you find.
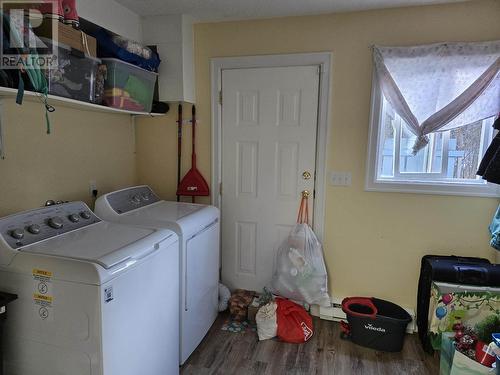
[218,90,223,105]
[317,65,321,75]
[219,182,223,195]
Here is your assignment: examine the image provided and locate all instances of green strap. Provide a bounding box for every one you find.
[43,86,52,134]
[16,71,24,105]
[36,80,51,134]
[16,70,51,133]
[45,107,50,134]
[6,11,52,133]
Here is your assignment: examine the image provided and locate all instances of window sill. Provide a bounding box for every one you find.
[365,179,500,198]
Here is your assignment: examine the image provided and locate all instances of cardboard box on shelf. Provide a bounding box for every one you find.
[35,20,97,57]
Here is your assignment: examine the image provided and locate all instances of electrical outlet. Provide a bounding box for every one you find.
[89,180,97,196]
[330,172,352,186]
[344,172,352,186]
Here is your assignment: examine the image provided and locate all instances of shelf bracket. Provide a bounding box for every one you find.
[0,99,4,160]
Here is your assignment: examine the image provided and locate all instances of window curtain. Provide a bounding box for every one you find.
[373,41,500,154]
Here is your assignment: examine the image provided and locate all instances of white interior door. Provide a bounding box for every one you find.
[221,66,320,292]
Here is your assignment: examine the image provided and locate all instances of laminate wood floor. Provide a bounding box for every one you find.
[181,314,440,375]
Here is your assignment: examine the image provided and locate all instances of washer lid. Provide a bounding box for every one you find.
[19,221,174,269]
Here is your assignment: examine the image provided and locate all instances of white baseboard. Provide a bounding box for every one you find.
[312,296,417,334]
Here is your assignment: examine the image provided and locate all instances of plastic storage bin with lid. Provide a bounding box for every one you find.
[41,38,100,103]
[101,58,157,112]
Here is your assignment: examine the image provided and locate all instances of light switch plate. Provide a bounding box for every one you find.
[330,171,352,186]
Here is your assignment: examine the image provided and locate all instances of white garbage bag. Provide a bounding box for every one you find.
[271,223,330,307]
[218,283,231,312]
[255,302,277,341]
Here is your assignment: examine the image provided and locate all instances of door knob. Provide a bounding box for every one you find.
[302,171,312,180]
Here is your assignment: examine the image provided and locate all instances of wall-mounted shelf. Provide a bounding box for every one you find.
[0,86,165,117]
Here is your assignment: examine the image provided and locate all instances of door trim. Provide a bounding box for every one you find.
[210,52,332,241]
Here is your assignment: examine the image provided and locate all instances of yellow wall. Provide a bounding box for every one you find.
[0,99,137,216]
[140,0,500,309]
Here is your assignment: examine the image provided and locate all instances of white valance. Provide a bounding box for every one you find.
[373,41,500,154]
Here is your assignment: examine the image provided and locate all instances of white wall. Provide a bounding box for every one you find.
[142,14,196,102]
[77,0,142,41]
[181,15,196,103]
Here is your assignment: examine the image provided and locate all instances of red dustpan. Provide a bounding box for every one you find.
[177,105,210,201]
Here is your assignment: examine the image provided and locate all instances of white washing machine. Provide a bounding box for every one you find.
[95,186,220,364]
[0,202,179,375]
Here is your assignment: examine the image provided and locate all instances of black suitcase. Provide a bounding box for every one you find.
[417,255,500,353]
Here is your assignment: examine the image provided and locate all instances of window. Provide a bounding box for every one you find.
[366,81,500,197]
[367,41,500,197]
[379,96,495,181]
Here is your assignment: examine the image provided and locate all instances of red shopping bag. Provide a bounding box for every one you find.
[276,299,314,343]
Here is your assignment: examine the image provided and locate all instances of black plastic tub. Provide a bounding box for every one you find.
[0,292,17,375]
[341,297,412,352]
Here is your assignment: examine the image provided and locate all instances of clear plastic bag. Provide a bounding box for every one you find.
[271,195,330,307]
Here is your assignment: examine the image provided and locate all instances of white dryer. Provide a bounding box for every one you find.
[95,186,220,364]
[0,202,179,375]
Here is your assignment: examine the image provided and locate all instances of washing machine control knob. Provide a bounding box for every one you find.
[80,211,91,220]
[68,214,80,223]
[48,217,64,229]
[132,195,141,204]
[27,224,41,235]
[142,192,151,201]
[10,228,25,240]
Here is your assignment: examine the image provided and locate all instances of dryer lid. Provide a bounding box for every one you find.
[19,221,174,269]
[98,185,204,220]
[127,201,203,221]
[116,201,218,236]
[95,186,220,236]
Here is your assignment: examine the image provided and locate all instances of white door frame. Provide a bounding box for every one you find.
[210,52,332,241]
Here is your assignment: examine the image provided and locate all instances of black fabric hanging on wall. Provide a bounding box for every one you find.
[477,116,500,184]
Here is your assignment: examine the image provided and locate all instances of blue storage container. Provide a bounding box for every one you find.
[92,28,160,72]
